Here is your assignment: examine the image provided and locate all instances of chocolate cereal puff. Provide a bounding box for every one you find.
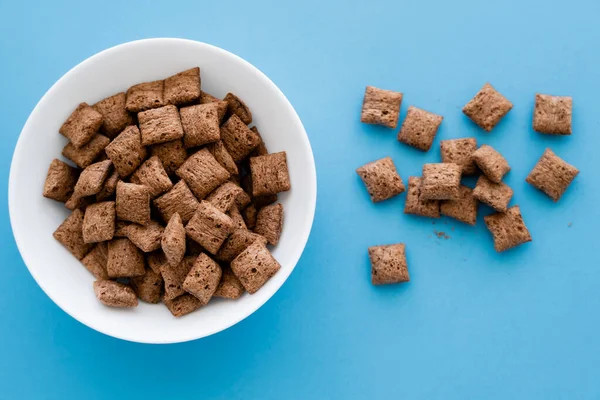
[224,92,252,125]
[180,103,221,148]
[473,175,513,212]
[183,253,222,305]
[249,152,291,197]
[176,148,230,200]
[216,229,267,263]
[185,201,234,255]
[231,241,281,294]
[249,126,269,157]
[162,213,186,267]
[164,67,201,106]
[130,268,164,304]
[404,177,440,218]
[92,92,134,138]
[161,255,196,301]
[206,182,244,213]
[220,115,261,162]
[73,160,112,197]
[64,194,94,211]
[146,250,167,274]
[420,163,462,201]
[138,105,184,146]
[463,83,513,132]
[360,86,403,129]
[125,80,165,113]
[53,209,93,260]
[356,157,405,202]
[149,139,187,175]
[526,148,579,202]
[214,267,245,299]
[154,180,199,224]
[228,206,247,230]
[368,243,409,285]
[440,185,478,226]
[199,91,228,122]
[164,293,203,317]
[206,140,239,176]
[129,156,173,198]
[397,106,443,151]
[440,138,478,175]
[125,221,164,252]
[254,203,283,245]
[243,204,258,229]
[107,238,145,277]
[82,201,115,243]
[43,158,79,202]
[472,144,510,183]
[93,280,138,308]
[115,181,151,225]
[484,206,532,252]
[81,242,109,279]
[96,170,119,201]
[533,94,572,135]
[59,102,103,148]
[62,134,110,168]
[105,125,147,177]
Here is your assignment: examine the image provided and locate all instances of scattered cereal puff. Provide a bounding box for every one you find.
[62,134,110,168]
[220,114,261,162]
[125,80,165,113]
[180,103,221,148]
[73,160,112,197]
[105,125,147,177]
[368,243,409,285]
[462,83,513,132]
[420,163,462,201]
[526,148,579,202]
[183,253,222,305]
[231,241,281,294]
[43,158,79,203]
[440,138,478,175]
[360,86,403,129]
[82,201,115,243]
[59,102,103,148]
[356,157,405,202]
[164,67,201,106]
[138,105,184,146]
[403,177,440,218]
[484,206,532,252]
[106,238,145,278]
[154,180,200,224]
[129,156,173,198]
[185,201,234,255]
[115,181,151,226]
[397,106,443,151]
[176,148,230,199]
[472,144,510,183]
[533,94,572,135]
[440,185,478,226]
[249,152,291,197]
[473,175,513,212]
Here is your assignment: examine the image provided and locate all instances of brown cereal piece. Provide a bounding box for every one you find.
[199,91,228,122]
[473,175,513,212]
[93,280,138,308]
[231,241,281,294]
[356,157,405,202]
[96,170,120,201]
[213,267,245,299]
[404,177,440,218]
[106,238,145,277]
[64,194,94,211]
[526,148,579,202]
[420,163,462,201]
[206,140,238,175]
[53,209,93,260]
[162,213,186,267]
[216,229,267,263]
[115,181,151,225]
[462,83,513,132]
[440,185,478,225]
[224,92,252,125]
[249,126,268,157]
[149,139,187,175]
[228,206,247,230]
[154,180,199,225]
[368,243,409,285]
[243,204,258,229]
[43,158,79,202]
[472,144,511,183]
[146,250,167,274]
[164,293,203,317]
[59,102,103,148]
[81,242,109,279]
[164,67,201,106]
[130,156,173,198]
[125,221,164,252]
[185,201,234,254]
[360,86,403,129]
[105,125,147,177]
[82,201,115,243]
[176,148,230,199]
[92,92,134,138]
[533,94,572,135]
[484,206,532,252]
[161,255,196,301]
[182,253,222,305]
[73,160,112,197]
[138,105,184,146]
[206,182,244,213]
[440,138,478,175]
[249,152,291,197]
[235,189,252,210]
[62,134,110,168]
[220,115,261,162]
[130,268,163,304]
[254,203,283,245]
[125,80,165,113]
[397,106,443,151]
[180,103,220,148]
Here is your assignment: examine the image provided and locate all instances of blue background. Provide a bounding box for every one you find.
[1,0,599,398]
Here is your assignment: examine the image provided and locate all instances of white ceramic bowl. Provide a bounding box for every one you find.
[9,38,316,344]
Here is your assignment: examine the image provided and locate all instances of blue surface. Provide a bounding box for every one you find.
[1,0,600,398]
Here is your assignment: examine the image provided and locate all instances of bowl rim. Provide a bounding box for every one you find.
[8,37,317,344]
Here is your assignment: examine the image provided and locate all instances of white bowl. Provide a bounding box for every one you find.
[9,38,316,344]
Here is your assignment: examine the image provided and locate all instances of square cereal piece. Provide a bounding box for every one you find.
[243,204,258,229]
[231,241,281,294]
[81,242,109,279]
[462,83,513,132]
[92,92,134,138]
[164,293,203,317]
[254,203,283,245]
[161,255,196,301]
[125,80,165,112]
[183,253,222,305]
[176,148,230,199]
[82,201,115,243]
[105,125,147,177]
[93,280,138,308]
[107,238,146,277]
[150,139,187,175]
[206,182,244,213]
[440,138,478,175]
[404,177,440,218]
[397,106,443,151]
[220,115,261,162]
[369,243,409,285]
[484,206,532,252]
[356,157,405,202]
[116,181,151,225]
[53,209,93,260]
[224,92,252,125]
[216,229,267,263]
[185,200,234,254]
[62,134,110,168]
[131,268,164,304]
[162,213,186,267]
[164,67,201,106]
[43,158,79,202]
[154,180,199,224]
[65,194,94,211]
[421,163,462,200]
[130,156,173,198]
[235,188,252,210]
[138,105,184,146]
[73,160,112,197]
[59,102,103,148]
[440,185,478,225]
[473,175,513,212]
[206,140,238,175]
[360,86,403,129]
[526,148,579,202]
[533,94,572,135]
[249,126,268,157]
[199,91,228,122]
[96,170,120,201]
[214,267,245,299]
[472,144,511,183]
[228,206,247,230]
[125,220,164,252]
[249,152,291,197]
[146,250,167,274]
[180,103,220,148]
